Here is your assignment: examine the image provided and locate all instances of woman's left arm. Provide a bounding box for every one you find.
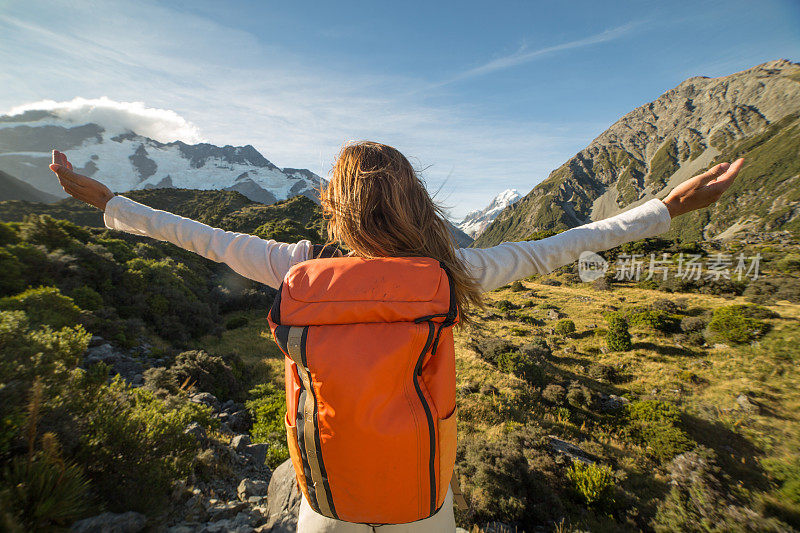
[459,159,744,292]
[49,150,311,288]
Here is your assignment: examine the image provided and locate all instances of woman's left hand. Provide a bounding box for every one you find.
[661,158,744,218]
[49,150,115,210]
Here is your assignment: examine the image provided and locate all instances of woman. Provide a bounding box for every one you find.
[50,144,743,532]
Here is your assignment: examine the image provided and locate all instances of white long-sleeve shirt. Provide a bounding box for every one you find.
[102,195,672,291]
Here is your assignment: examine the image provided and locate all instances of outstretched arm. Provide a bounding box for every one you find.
[460,159,744,292]
[50,150,311,288]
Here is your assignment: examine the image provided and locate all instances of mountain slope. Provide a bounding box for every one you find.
[474,59,800,247]
[0,168,60,202]
[0,110,322,205]
[458,189,521,238]
[0,188,327,244]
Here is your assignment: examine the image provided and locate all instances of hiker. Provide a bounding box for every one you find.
[50,144,743,532]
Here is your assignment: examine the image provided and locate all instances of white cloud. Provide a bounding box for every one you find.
[7,97,205,144]
[427,21,645,90]
[0,0,608,217]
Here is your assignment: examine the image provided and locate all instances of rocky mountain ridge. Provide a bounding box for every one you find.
[475,59,800,247]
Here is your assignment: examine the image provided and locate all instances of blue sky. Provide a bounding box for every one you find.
[1,0,799,217]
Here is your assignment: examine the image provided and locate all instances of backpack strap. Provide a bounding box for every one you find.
[311,244,343,259]
[450,472,468,510]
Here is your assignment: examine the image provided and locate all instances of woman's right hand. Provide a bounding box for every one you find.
[661,158,744,218]
[49,150,115,211]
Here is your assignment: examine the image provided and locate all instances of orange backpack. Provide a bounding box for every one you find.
[267,254,458,524]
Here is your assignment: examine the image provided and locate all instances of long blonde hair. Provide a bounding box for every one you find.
[320,141,483,324]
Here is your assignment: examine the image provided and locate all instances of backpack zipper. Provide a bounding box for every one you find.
[413,320,437,517]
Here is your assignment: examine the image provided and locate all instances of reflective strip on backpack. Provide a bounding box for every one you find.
[285,326,337,519]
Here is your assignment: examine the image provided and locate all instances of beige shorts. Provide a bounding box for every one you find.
[297,487,456,532]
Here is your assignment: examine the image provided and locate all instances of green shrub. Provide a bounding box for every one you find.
[508,326,528,336]
[19,215,78,251]
[708,305,771,344]
[0,248,25,296]
[246,383,289,469]
[0,287,83,329]
[542,384,566,405]
[225,315,249,330]
[497,351,545,385]
[169,350,245,402]
[69,286,104,312]
[56,373,214,513]
[566,383,593,409]
[554,319,576,336]
[510,281,525,292]
[521,338,551,359]
[605,313,632,351]
[0,450,92,530]
[654,447,788,532]
[680,316,706,333]
[517,313,543,326]
[566,460,615,507]
[587,363,616,383]
[627,308,680,333]
[622,400,694,463]
[457,424,563,528]
[470,337,515,365]
[495,299,520,311]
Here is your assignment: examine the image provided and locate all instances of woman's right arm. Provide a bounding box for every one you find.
[460,159,744,292]
[50,150,310,288]
[103,195,311,288]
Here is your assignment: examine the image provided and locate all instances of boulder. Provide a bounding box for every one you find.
[598,393,630,412]
[230,434,251,452]
[190,392,221,412]
[737,394,760,414]
[548,436,595,464]
[264,459,302,533]
[184,422,207,440]
[246,443,269,465]
[228,410,252,433]
[238,478,269,501]
[71,511,146,533]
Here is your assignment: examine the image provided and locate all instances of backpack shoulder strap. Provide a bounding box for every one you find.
[311,243,343,259]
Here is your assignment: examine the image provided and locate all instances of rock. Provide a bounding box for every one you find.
[207,501,248,521]
[546,309,562,320]
[264,459,302,532]
[736,394,760,414]
[190,392,221,412]
[246,443,268,465]
[71,511,146,533]
[548,436,595,464]
[89,335,105,347]
[480,384,498,395]
[228,410,252,433]
[563,345,576,355]
[231,434,251,452]
[598,393,630,412]
[238,478,269,501]
[539,279,562,287]
[600,346,610,354]
[184,422,207,440]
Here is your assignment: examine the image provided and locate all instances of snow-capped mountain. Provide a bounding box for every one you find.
[0,109,322,204]
[457,189,521,238]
